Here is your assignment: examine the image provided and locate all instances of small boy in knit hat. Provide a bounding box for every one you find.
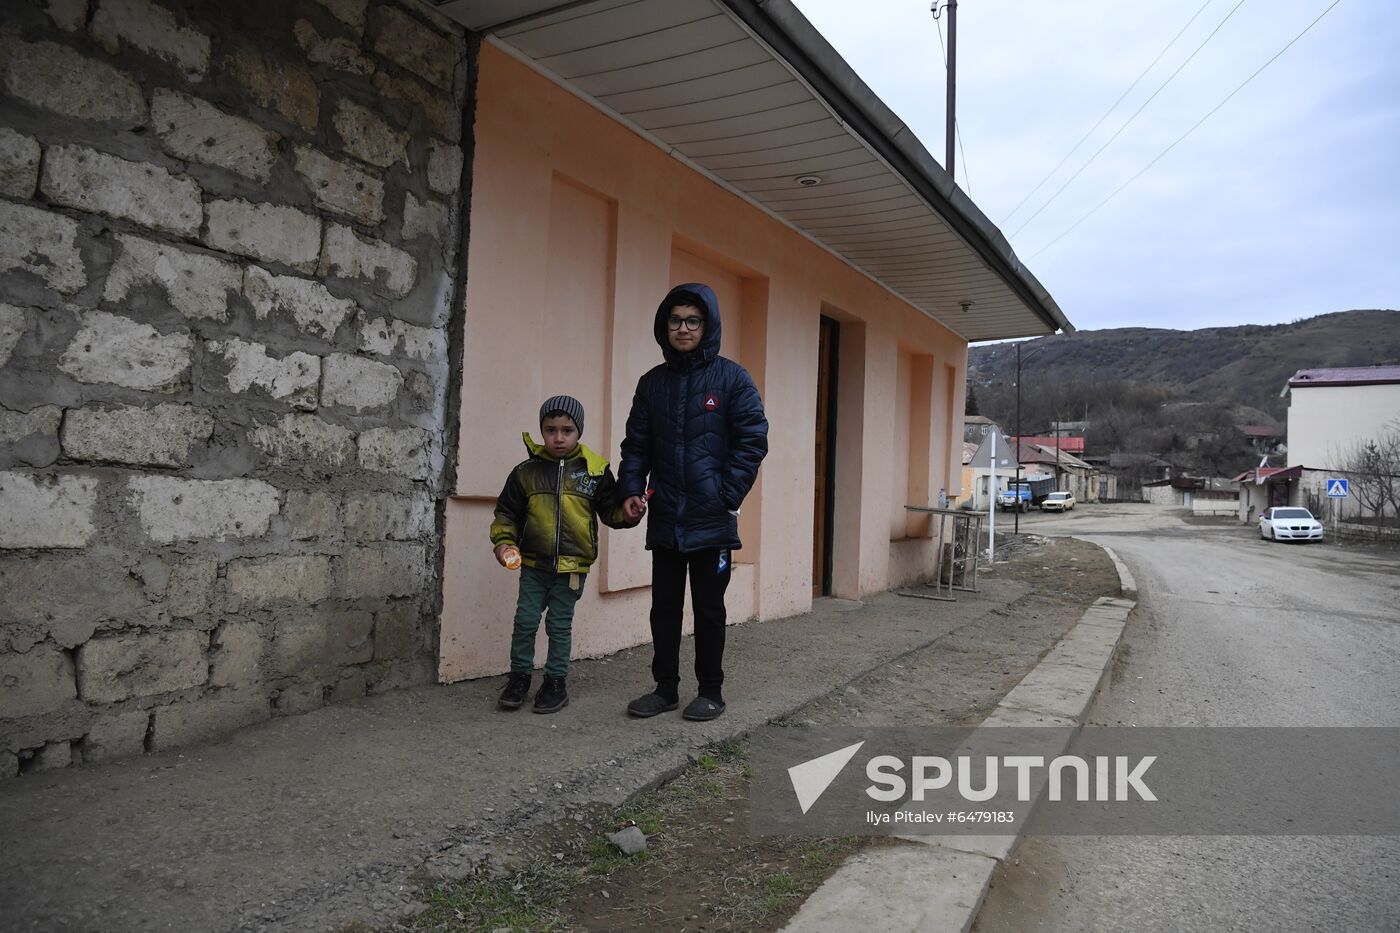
[489,395,636,712]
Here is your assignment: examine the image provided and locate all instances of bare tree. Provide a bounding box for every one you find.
[1382,420,1400,521]
[1339,423,1400,530]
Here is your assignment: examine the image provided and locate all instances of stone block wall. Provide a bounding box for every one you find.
[0,0,469,776]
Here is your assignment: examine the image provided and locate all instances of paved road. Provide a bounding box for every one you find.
[974,503,1400,933]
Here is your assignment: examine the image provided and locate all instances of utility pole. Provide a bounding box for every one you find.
[1055,418,1062,492]
[945,0,957,182]
[987,428,996,561]
[1014,341,1022,534]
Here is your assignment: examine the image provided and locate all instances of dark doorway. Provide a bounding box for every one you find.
[814,317,839,596]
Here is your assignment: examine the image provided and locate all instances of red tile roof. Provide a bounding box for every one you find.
[1238,424,1282,437]
[1232,466,1303,483]
[1015,442,1092,469]
[1010,435,1085,453]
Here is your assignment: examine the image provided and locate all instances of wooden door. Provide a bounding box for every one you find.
[813,318,838,595]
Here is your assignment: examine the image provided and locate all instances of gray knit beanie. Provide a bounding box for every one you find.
[539,395,584,436]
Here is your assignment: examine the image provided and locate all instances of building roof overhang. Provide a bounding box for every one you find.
[432,0,1072,342]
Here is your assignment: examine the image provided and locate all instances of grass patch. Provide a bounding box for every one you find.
[710,737,748,761]
[768,713,811,729]
[795,837,856,877]
[698,751,719,772]
[412,861,578,932]
[709,835,862,927]
[583,836,651,876]
[763,872,798,896]
[616,804,663,836]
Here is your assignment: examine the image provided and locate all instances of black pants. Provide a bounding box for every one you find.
[650,546,731,701]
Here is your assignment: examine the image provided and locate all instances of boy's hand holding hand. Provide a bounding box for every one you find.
[622,489,651,523]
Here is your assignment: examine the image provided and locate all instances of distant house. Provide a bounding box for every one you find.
[1238,423,1284,457]
[1284,365,1400,469]
[1083,452,1172,501]
[1010,434,1086,455]
[963,415,1000,445]
[1050,420,1091,436]
[966,428,1021,510]
[1015,442,1106,501]
[1145,475,1237,514]
[957,442,979,505]
[1234,465,1303,523]
[1238,364,1400,525]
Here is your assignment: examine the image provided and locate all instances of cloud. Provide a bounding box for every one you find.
[791,0,1400,331]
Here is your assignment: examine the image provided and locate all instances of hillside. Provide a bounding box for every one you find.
[968,309,1400,423]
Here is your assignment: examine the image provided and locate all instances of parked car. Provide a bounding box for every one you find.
[1040,491,1076,512]
[1258,506,1323,542]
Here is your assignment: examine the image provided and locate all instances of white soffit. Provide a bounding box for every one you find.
[433,0,1069,342]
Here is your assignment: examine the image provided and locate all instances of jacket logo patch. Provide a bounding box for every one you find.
[703,392,720,412]
[573,472,598,496]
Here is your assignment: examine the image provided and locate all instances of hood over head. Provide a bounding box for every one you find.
[654,283,721,366]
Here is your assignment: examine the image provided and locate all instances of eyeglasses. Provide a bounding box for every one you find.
[667,315,704,331]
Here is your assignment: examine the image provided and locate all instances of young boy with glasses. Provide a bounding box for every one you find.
[618,284,769,721]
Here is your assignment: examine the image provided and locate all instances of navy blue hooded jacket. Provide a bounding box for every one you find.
[617,283,769,553]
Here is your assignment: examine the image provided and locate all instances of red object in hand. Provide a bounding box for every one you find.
[643,488,654,502]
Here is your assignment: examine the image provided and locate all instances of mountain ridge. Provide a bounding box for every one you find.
[968,309,1400,423]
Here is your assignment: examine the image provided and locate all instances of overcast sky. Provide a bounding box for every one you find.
[790,0,1400,335]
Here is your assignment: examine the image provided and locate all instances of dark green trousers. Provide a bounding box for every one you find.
[510,566,585,677]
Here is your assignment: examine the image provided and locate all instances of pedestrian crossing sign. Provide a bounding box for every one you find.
[1326,478,1349,498]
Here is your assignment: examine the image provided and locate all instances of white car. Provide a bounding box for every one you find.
[1040,491,1076,512]
[1258,506,1323,542]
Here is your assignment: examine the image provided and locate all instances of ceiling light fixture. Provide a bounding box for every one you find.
[794,174,822,187]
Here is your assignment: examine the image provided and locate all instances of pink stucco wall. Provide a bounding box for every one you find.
[440,45,969,682]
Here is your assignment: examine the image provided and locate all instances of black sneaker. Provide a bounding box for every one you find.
[498,672,531,710]
[532,675,568,714]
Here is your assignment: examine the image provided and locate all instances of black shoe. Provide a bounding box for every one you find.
[532,675,568,714]
[682,696,726,721]
[627,691,679,718]
[498,672,531,710]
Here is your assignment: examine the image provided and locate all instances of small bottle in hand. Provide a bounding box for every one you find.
[498,545,522,570]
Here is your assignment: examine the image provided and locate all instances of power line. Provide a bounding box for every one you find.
[933,5,971,194]
[1010,0,1250,238]
[1027,0,1344,260]
[1001,0,1216,226]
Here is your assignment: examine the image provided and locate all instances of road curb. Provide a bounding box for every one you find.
[1093,541,1138,601]
[781,542,1138,933]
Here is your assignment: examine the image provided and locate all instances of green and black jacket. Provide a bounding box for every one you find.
[489,434,632,573]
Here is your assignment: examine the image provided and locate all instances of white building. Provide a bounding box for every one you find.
[1284,365,1400,470]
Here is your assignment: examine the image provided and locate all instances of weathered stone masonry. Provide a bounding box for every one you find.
[0,0,470,776]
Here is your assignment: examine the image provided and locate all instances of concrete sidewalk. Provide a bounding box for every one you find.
[2,571,1047,932]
